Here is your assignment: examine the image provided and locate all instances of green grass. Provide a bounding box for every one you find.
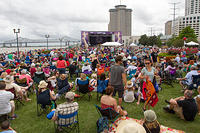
[9,83,200,133]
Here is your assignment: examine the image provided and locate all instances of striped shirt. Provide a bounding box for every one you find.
[0,90,14,115]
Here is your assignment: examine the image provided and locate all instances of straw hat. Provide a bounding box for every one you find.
[116,120,146,133]
[144,110,157,122]
[38,80,48,88]
[3,75,12,83]
[127,81,133,88]
[21,69,27,74]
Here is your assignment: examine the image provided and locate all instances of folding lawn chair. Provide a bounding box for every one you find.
[54,111,79,133]
[95,105,119,123]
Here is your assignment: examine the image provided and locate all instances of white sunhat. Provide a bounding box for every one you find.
[116,120,146,133]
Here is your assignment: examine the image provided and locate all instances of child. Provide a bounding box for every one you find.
[124,81,135,103]
[1,120,17,133]
[89,73,97,92]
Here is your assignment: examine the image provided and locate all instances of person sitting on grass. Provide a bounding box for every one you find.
[194,86,200,115]
[163,90,198,121]
[0,120,17,133]
[0,81,16,120]
[177,65,198,91]
[52,92,79,126]
[124,81,135,103]
[142,110,160,133]
[37,80,56,109]
[101,86,127,116]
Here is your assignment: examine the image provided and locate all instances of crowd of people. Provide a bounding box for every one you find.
[0,45,200,133]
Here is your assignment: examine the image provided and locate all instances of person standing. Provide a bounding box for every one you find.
[109,55,127,106]
[56,55,67,74]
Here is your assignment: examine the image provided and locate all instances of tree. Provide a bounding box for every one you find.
[139,34,148,46]
[148,35,158,46]
[173,39,184,47]
[178,26,198,42]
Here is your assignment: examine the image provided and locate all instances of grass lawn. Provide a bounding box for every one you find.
[9,83,200,133]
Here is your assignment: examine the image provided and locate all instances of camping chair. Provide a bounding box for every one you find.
[54,111,79,133]
[77,79,91,101]
[95,105,119,123]
[6,87,24,108]
[188,75,200,90]
[34,72,46,84]
[36,89,51,116]
[15,77,33,97]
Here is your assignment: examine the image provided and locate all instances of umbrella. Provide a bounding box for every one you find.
[185,41,199,46]
[101,42,123,47]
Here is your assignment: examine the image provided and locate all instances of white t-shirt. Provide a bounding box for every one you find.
[124,90,135,103]
[185,70,198,85]
[0,90,14,115]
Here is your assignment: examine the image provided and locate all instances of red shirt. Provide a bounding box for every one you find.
[57,60,66,68]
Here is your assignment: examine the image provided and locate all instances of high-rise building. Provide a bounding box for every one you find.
[185,0,200,16]
[165,20,172,35]
[108,5,132,36]
[170,0,200,38]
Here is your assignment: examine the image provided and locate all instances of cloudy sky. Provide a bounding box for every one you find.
[0,0,184,41]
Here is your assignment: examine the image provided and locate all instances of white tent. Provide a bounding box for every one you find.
[185,41,199,46]
[101,42,123,47]
[130,43,137,47]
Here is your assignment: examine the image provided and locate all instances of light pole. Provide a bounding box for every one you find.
[13,29,20,58]
[59,38,63,48]
[45,34,50,49]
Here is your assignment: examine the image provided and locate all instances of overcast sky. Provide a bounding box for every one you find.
[0,0,184,41]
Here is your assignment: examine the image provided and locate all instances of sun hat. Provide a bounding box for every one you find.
[38,80,48,88]
[144,110,157,122]
[116,120,146,133]
[65,92,75,100]
[3,75,12,83]
[21,69,27,74]
[127,81,133,88]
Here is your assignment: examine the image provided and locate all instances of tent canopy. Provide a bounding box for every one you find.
[130,43,137,47]
[185,41,199,46]
[101,42,123,47]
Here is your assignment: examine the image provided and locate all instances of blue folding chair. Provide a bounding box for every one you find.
[77,79,91,101]
[54,111,79,133]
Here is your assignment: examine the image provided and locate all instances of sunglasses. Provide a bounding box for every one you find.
[145,62,150,65]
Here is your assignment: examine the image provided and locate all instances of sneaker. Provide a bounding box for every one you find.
[163,107,175,114]
[9,114,17,120]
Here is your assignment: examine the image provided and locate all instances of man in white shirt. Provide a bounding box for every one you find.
[0,81,16,120]
[177,66,199,89]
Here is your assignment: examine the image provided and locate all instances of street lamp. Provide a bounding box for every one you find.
[59,38,63,48]
[45,34,50,49]
[13,29,20,58]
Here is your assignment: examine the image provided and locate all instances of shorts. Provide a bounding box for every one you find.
[112,85,124,98]
[181,80,188,86]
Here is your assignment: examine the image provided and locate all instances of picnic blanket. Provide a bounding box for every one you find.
[109,117,185,133]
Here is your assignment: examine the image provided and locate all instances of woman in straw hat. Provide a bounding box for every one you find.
[116,119,146,133]
[142,110,160,133]
[37,80,56,109]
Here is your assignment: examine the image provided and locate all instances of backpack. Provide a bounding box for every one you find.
[96,117,109,133]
